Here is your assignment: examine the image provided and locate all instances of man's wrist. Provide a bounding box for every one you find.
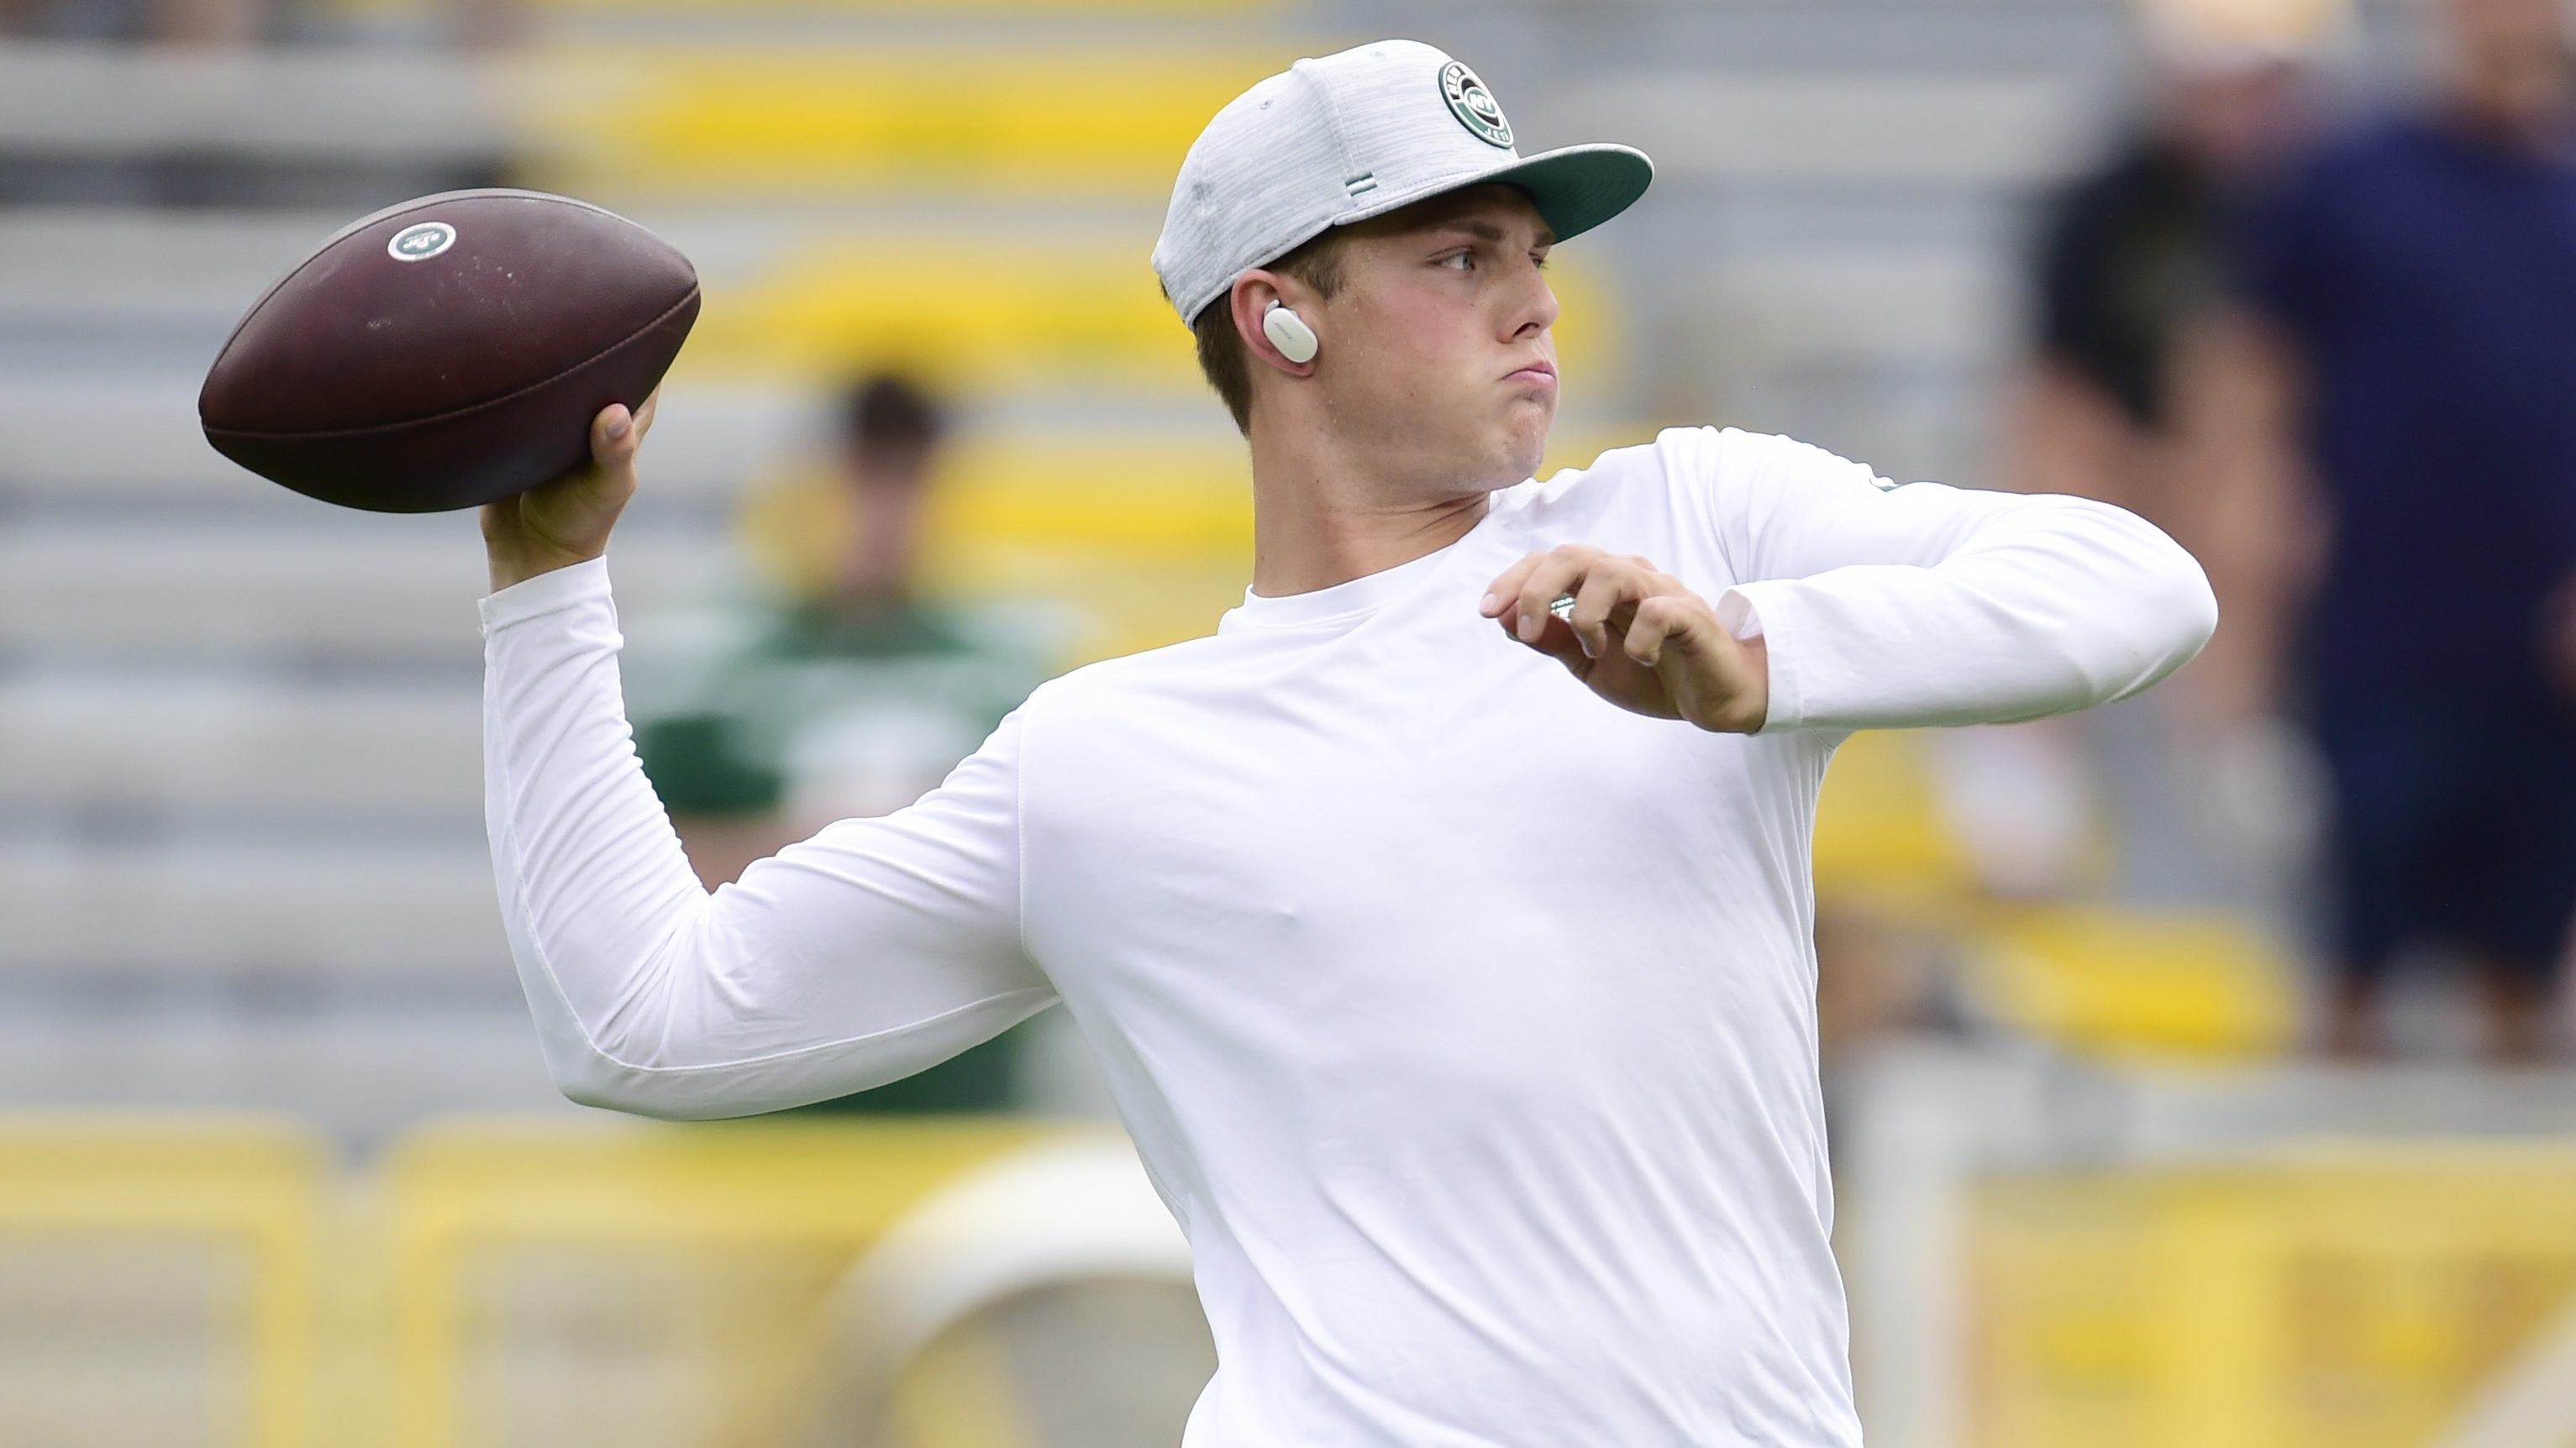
[1708,634,1770,734]
[479,553,611,636]
[488,544,607,595]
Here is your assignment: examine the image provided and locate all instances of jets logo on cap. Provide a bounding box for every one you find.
[387,222,456,262]
[1439,61,1513,150]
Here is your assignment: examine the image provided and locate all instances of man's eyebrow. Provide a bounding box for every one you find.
[1422,218,1557,249]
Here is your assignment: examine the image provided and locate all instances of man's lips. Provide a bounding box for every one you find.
[1504,360,1557,388]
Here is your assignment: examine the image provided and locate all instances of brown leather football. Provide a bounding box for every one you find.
[198,188,700,513]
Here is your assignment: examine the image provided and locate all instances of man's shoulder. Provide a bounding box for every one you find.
[1520,425,1726,503]
[1601,425,1879,491]
[1511,428,1885,535]
[1014,631,1239,720]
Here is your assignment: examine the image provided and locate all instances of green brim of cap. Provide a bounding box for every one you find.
[1479,143,1654,244]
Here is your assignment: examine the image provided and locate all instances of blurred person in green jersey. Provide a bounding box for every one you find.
[629,374,1054,1110]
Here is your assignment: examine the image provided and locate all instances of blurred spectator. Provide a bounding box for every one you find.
[628,374,1056,1109]
[2016,0,2338,526]
[0,0,521,48]
[0,0,260,43]
[2188,0,2576,1060]
[1954,0,2339,906]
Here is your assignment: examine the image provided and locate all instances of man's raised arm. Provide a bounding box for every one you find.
[478,401,1059,1120]
[1689,427,2218,734]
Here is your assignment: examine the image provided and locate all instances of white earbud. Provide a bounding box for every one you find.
[1262,300,1320,365]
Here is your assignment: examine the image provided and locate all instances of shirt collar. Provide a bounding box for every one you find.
[1218,506,1503,635]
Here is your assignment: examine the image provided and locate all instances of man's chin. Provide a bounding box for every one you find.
[1503,416,1552,483]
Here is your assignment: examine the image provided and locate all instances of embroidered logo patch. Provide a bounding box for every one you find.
[1439,61,1513,150]
[387,222,456,262]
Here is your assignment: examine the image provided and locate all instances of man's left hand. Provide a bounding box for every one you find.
[1480,545,1769,733]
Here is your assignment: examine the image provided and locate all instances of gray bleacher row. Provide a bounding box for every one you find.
[0,365,764,980]
[0,367,793,512]
[0,365,779,661]
[0,834,504,979]
[0,35,2106,191]
[1,669,478,824]
[0,41,509,160]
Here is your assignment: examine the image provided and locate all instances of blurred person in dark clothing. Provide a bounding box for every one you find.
[2017,0,2339,528]
[2192,0,2576,1060]
[628,374,1054,1109]
[0,0,256,44]
[0,0,519,47]
[1948,0,2338,905]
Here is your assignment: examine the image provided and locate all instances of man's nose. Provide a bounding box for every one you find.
[1511,266,1559,338]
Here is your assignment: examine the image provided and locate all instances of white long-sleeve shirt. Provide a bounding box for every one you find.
[481,426,2216,1448]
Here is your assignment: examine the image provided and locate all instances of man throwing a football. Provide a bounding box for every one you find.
[479,39,2215,1447]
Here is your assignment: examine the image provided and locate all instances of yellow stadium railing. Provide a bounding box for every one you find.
[381,1115,1053,1448]
[0,1115,329,1448]
[2,1115,2572,1448]
[1969,1145,2576,1448]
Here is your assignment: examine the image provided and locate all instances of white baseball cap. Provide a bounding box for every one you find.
[1150,39,1654,326]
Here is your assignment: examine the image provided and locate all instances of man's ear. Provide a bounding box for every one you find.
[1230,270,1317,378]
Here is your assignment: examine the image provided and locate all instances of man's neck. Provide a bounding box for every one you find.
[1243,418,1496,597]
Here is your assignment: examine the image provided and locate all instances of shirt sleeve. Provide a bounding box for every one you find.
[480,559,1060,1120]
[1672,428,2217,733]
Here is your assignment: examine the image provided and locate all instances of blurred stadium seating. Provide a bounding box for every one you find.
[0,0,2110,1047]
[3,0,2571,1444]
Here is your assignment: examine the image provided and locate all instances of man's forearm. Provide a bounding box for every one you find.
[1722,491,2219,734]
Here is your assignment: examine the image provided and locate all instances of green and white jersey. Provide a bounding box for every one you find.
[626,592,1055,823]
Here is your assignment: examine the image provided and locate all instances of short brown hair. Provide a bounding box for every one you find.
[1187,229,1349,434]
[838,372,946,454]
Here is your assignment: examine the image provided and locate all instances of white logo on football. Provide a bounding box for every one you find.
[387,222,456,262]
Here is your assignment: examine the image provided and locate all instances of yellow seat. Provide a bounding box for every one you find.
[1956,903,2300,1060]
[1811,729,1983,915]
[510,45,1296,201]
[680,237,1212,394]
[666,233,1613,396]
